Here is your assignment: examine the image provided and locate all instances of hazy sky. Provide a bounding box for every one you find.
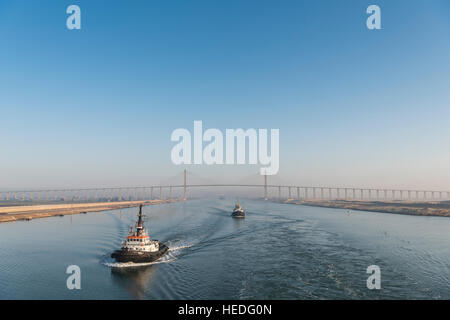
[1,0,450,190]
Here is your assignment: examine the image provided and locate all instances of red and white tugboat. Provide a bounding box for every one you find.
[111,205,168,263]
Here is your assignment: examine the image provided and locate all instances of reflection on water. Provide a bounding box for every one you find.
[111,265,158,300]
[232,216,245,229]
[0,198,449,299]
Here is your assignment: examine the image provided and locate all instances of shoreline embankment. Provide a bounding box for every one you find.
[283,199,450,217]
[0,199,181,223]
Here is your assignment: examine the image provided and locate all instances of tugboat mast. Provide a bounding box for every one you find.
[136,204,144,235]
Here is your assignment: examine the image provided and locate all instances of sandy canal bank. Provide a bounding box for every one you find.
[283,199,450,217]
[0,199,181,223]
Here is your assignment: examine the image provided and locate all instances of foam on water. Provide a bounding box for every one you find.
[102,255,174,268]
[169,244,194,251]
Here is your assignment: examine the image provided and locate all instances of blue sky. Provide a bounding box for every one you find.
[1,0,450,190]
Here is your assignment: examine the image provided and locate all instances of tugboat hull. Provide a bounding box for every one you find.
[111,242,169,263]
[231,211,245,218]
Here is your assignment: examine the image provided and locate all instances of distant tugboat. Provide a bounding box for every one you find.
[231,202,245,218]
[111,205,168,263]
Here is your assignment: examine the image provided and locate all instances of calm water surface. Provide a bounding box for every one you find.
[0,199,449,299]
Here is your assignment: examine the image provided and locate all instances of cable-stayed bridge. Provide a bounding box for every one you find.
[1,170,449,205]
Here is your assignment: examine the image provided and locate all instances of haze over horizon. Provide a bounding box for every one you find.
[1,0,450,191]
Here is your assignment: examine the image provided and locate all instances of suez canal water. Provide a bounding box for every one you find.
[0,198,448,299]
